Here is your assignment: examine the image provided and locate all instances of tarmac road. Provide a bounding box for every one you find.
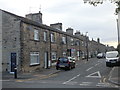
[2,58,120,89]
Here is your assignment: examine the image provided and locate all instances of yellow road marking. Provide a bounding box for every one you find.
[103,78,106,83]
[15,74,58,82]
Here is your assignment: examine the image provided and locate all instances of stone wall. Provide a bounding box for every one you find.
[2,11,21,72]
[0,10,2,72]
[20,23,51,72]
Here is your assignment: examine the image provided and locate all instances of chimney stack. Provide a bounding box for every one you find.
[25,11,42,24]
[66,28,73,35]
[50,23,62,31]
[97,38,100,43]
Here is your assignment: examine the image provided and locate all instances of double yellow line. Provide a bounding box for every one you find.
[100,76,106,83]
[15,73,58,82]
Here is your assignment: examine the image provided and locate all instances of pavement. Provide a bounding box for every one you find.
[108,66,120,86]
[1,61,120,86]
[1,67,61,81]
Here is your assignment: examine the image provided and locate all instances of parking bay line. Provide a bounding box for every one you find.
[62,74,81,84]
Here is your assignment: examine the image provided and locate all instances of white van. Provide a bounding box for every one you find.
[106,51,119,67]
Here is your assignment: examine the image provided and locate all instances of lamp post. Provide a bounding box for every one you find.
[86,32,89,61]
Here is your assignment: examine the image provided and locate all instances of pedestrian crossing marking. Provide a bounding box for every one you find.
[86,71,101,78]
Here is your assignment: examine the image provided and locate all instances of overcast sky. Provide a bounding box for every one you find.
[0,0,118,48]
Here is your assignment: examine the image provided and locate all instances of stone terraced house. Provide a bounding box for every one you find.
[0,9,115,73]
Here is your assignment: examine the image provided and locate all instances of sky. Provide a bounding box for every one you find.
[0,0,118,48]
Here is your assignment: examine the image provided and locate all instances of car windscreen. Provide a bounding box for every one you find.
[58,58,68,63]
[106,53,118,58]
[97,53,103,56]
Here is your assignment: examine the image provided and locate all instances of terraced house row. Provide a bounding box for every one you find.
[0,9,115,73]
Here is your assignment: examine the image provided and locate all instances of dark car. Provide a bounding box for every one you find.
[56,57,75,70]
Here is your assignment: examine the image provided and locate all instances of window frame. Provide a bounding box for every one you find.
[51,52,57,61]
[34,29,39,41]
[62,37,66,44]
[44,31,47,41]
[30,52,40,66]
[51,33,55,42]
[71,38,74,46]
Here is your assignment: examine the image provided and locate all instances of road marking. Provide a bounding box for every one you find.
[82,82,93,84]
[86,71,101,78]
[86,67,93,71]
[64,81,77,85]
[16,74,58,82]
[80,83,89,86]
[103,78,106,83]
[95,63,100,66]
[95,64,98,66]
[96,83,110,87]
[0,80,10,81]
[79,82,92,86]
[63,74,80,84]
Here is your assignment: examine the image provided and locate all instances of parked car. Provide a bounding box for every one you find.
[97,53,105,59]
[56,57,75,70]
[68,57,76,63]
[106,51,119,67]
[117,56,120,66]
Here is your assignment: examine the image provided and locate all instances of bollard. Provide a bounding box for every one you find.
[14,68,17,79]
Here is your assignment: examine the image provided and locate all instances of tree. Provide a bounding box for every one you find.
[83,0,120,53]
[83,0,120,14]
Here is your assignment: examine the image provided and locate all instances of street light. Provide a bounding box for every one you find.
[86,32,89,61]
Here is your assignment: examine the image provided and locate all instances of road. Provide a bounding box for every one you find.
[2,58,119,89]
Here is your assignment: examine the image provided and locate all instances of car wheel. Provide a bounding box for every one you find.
[73,65,75,68]
[56,67,59,70]
[106,63,110,67]
[65,67,68,71]
[68,66,72,70]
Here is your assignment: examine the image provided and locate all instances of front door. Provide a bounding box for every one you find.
[11,53,17,72]
[44,52,48,69]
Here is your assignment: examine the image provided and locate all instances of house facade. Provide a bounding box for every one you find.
[0,9,115,73]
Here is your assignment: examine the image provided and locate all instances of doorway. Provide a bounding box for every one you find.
[11,53,17,73]
[44,52,48,69]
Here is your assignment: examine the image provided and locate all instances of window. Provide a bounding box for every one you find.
[30,52,40,65]
[71,38,74,45]
[76,41,80,46]
[51,52,57,60]
[82,41,84,46]
[51,33,55,42]
[34,29,39,41]
[44,32,47,41]
[71,38,73,42]
[62,37,66,44]
[77,51,80,57]
[63,52,66,57]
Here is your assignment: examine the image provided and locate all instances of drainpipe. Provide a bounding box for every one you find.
[49,30,52,68]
